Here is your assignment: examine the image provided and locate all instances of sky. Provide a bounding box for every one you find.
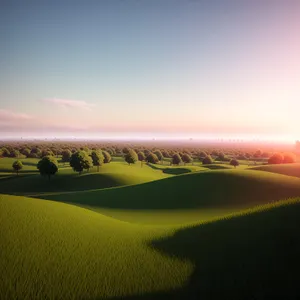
[0,0,300,142]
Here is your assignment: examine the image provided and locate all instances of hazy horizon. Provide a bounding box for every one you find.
[1,1,300,142]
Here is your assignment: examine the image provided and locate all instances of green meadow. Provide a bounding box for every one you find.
[1,156,300,299]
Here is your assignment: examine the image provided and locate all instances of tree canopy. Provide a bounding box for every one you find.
[37,156,58,180]
[102,150,112,163]
[91,150,104,171]
[202,155,213,164]
[146,153,159,164]
[70,151,93,174]
[12,160,23,175]
[124,149,138,165]
[172,153,182,165]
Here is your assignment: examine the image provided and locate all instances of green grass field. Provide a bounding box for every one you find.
[1,157,300,299]
[249,163,300,178]
[1,194,300,299]
[37,169,300,224]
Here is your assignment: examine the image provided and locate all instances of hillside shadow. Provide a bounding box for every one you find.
[202,164,231,170]
[146,163,193,175]
[108,201,300,300]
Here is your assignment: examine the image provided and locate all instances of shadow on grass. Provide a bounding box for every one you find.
[146,163,193,175]
[109,200,300,300]
[202,164,231,170]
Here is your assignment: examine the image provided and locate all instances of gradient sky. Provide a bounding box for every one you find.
[1,0,300,141]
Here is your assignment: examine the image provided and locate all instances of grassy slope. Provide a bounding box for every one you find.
[0,194,191,300]
[249,163,300,178]
[0,161,171,194]
[0,157,40,173]
[1,194,300,299]
[39,169,300,224]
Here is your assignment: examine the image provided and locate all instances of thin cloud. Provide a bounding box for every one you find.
[0,109,33,122]
[43,98,95,110]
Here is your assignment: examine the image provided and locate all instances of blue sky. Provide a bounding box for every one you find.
[1,0,300,141]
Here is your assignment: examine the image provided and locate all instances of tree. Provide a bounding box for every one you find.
[41,149,54,158]
[172,153,182,165]
[230,159,239,168]
[122,147,130,154]
[137,151,146,167]
[146,153,159,164]
[61,149,72,164]
[124,149,138,165]
[199,151,207,159]
[102,150,112,163]
[70,151,93,174]
[91,150,104,171]
[268,153,284,164]
[216,152,230,162]
[283,153,296,164]
[182,153,193,165]
[138,151,146,161]
[202,155,213,164]
[154,150,163,161]
[20,148,31,157]
[1,147,10,157]
[37,156,58,180]
[12,160,23,175]
[10,149,20,158]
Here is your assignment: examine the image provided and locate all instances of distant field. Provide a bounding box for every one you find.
[1,194,300,299]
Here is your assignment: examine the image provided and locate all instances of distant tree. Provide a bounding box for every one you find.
[230,159,239,168]
[1,147,10,157]
[216,152,230,162]
[12,160,23,175]
[137,151,146,167]
[70,151,93,174]
[138,151,146,161]
[202,155,213,164]
[102,150,112,163]
[172,153,182,165]
[254,150,262,158]
[182,153,193,165]
[154,150,163,161]
[124,149,138,165]
[10,149,20,158]
[105,148,115,156]
[261,152,270,158]
[283,153,296,164]
[28,152,39,159]
[211,150,219,157]
[162,150,170,158]
[122,147,130,154]
[199,151,207,159]
[268,153,284,164]
[91,150,104,171]
[61,149,72,163]
[20,148,31,157]
[37,156,58,180]
[144,149,151,157]
[146,153,159,164]
[41,149,54,158]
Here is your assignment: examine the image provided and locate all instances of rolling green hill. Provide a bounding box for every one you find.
[0,161,171,194]
[249,163,300,178]
[1,194,300,299]
[38,169,300,224]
